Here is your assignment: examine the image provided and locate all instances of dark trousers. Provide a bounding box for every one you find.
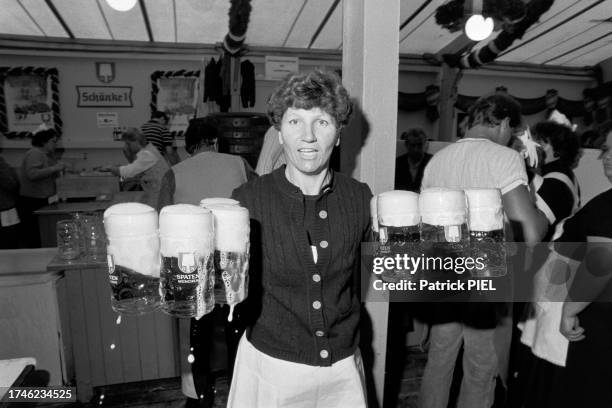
[18,196,48,248]
[0,223,24,249]
[189,303,248,407]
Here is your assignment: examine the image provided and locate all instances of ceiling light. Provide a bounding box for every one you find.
[465,14,494,41]
[105,0,138,12]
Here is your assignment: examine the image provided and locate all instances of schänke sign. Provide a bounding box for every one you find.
[76,86,133,107]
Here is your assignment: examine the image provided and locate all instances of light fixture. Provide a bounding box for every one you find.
[465,14,494,41]
[105,0,138,12]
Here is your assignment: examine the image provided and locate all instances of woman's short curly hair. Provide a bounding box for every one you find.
[266,70,352,131]
[533,121,581,166]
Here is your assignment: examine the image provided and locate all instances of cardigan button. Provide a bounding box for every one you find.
[312,274,321,282]
[319,210,328,219]
[315,330,324,337]
[312,300,321,310]
[320,349,329,359]
[320,240,328,249]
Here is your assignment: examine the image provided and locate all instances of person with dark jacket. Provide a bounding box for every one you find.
[394,128,432,192]
[227,70,371,407]
[0,154,22,248]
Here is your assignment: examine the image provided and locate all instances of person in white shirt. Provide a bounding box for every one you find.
[418,93,548,408]
[101,128,169,209]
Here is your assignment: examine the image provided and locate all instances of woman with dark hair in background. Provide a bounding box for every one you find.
[532,121,582,241]
[19,128,67,247]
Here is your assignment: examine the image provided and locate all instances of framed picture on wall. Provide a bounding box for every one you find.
[0,67,61,139]
[150,70,200,139]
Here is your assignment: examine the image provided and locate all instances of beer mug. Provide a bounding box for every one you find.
[159,204,215,318]
[199,197,239,208]
[207,204,250,322]
[376,190,421,283]
[465,188,506,277]
[420,188,468,245]
[420,189,469,294]
[56,219,80,260]
[103,203,161,315]
[82,213,106,261]
[377,190,420,244]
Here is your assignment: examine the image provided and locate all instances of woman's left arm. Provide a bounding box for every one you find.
[561,236,612,341]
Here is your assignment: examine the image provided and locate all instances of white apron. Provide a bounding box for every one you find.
[227,334,367,408]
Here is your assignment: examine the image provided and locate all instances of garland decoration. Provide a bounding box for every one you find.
[399,82,612,124]
[223,0,252,55]
[435,0,554,69]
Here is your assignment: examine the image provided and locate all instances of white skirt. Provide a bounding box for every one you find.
[227,334,367,408]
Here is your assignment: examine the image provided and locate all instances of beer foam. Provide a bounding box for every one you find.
[370,195,379,232]
[104,202,157,238]
[159,204,214,256]
[464,189,504,231]
[377,190,420,227]
[107,233,161,277]
[207,204,250,252]
[419,188,466,226]
[200,197,239,208]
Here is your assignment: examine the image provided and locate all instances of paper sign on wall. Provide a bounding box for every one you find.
[265,56,299,80]
[97,112,118,128]
[77,86,133,107]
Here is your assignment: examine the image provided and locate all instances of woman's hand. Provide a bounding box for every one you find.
[560,313,585,342]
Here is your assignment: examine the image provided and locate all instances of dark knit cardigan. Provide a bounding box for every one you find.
[232,166,372,366]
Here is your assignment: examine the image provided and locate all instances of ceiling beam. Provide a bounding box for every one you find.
[282,0,308,47]
[500,0,605,57]
[399,0,433,31]
[18,0,46,36]
[544,30,612,64]
[139,0,154,42]
[96,0,114,40]
[172,0,177,42]
[44,0,74,39]
[308,0,340,48]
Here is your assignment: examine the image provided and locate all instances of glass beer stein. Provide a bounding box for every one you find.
[103,203,161,315]
[159,204,215,318]
[419,188,469,293]
[376,190,421,282]
[465,188,506,277]
[207,204,250,322]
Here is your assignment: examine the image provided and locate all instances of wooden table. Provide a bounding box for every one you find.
[47,253,179,402]
[35,191,144,247]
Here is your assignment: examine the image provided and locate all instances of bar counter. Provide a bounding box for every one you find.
[47,252,179,402]
[35,191,144,247]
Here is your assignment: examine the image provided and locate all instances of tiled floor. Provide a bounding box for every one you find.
[27,348,426,408]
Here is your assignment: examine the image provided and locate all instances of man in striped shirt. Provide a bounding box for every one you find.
[140,111,179,165]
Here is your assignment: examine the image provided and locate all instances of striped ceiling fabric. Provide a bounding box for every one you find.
[0,0,610,67]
